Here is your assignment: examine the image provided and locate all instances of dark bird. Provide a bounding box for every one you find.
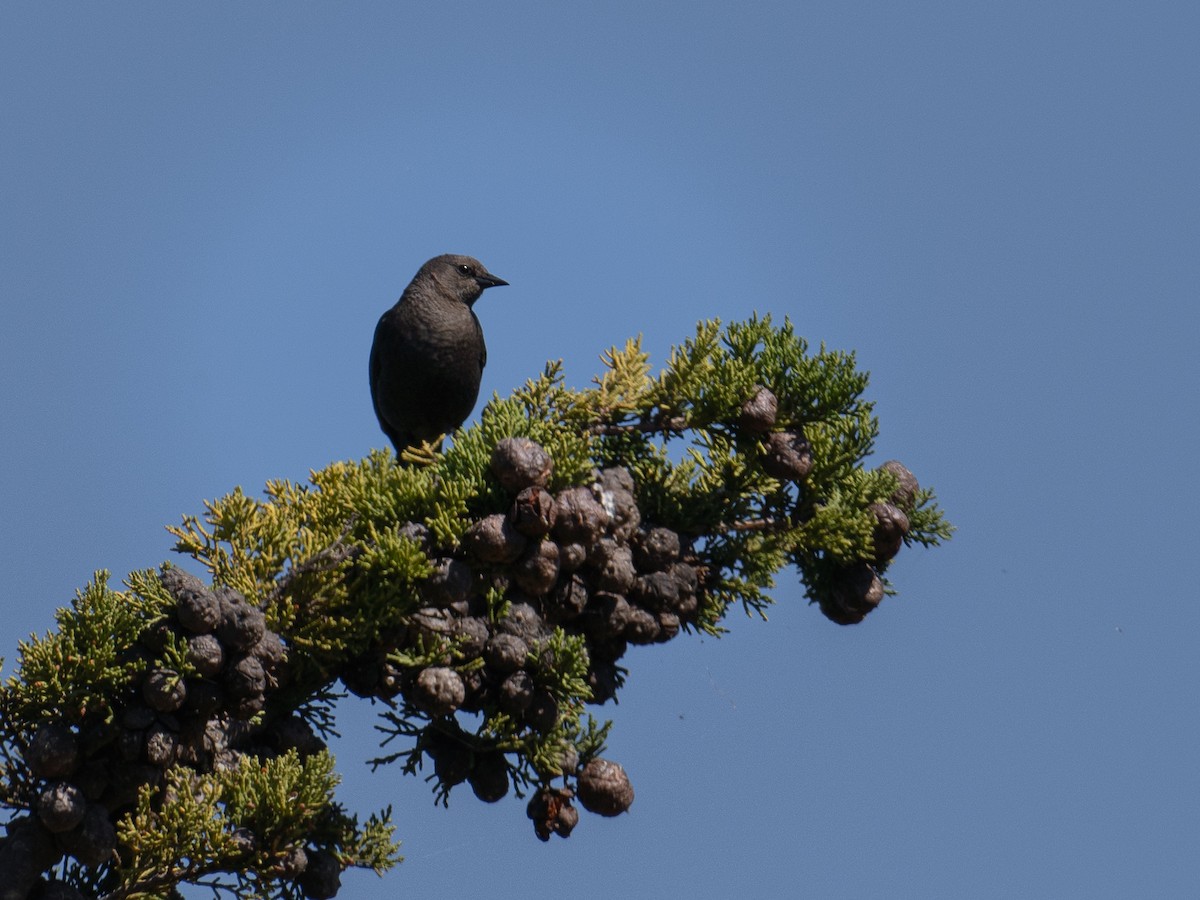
[370,254,508,454]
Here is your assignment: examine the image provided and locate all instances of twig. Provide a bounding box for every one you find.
[587,410,689,436]
[265,516,359,606]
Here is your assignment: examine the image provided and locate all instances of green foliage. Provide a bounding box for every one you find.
[903,488,955,547]
[5,571,151,728]
[115,752,396,898]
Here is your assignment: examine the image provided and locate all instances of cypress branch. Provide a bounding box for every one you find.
[0,316,951,897]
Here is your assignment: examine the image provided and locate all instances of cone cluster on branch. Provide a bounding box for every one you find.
[3,568,337,900]
[342,438,681,834]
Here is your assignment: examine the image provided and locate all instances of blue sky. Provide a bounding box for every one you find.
[2,3,1197,897]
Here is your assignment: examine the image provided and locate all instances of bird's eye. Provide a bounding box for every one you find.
[457,264,473,276]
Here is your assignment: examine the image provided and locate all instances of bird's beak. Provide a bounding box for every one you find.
[476,273,509,289]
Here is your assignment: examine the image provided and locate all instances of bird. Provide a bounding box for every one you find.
[369,254,508,454]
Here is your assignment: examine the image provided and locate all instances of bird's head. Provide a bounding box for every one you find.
[424,254,509,306]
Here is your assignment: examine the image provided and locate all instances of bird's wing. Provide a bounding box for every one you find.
[369,318,384,416]
[473,310,487,369]
[370,309,420,453]
[369,314,398,433]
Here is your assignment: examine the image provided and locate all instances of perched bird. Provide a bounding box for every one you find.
[370,254,508,454]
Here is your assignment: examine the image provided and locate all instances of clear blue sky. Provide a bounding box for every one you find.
[2,3,1197,898]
